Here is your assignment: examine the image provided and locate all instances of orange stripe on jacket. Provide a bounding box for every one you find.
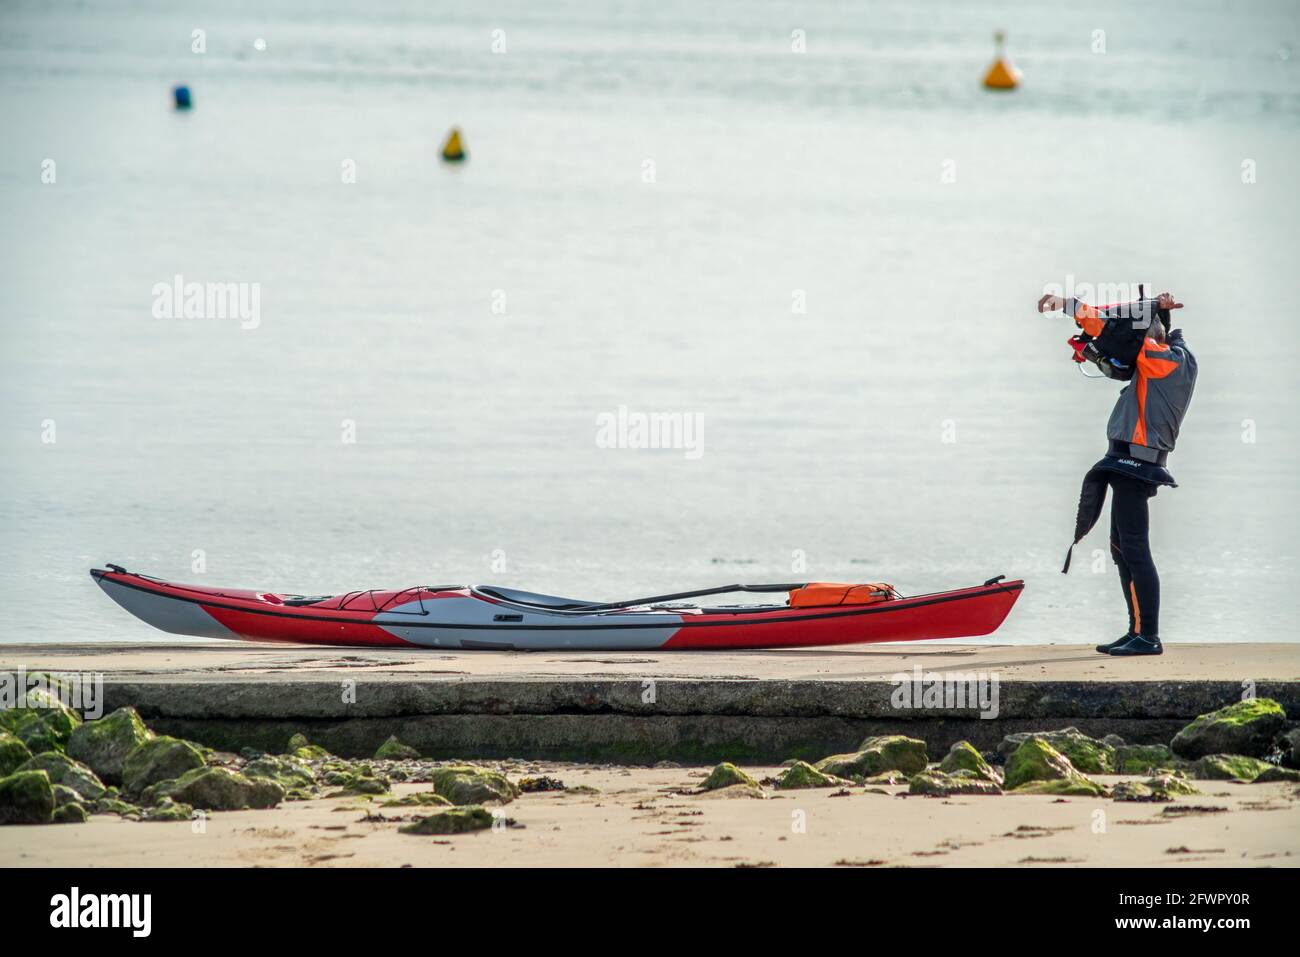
[1132,373,1149,445]
[1136,339,1179,379]
[1131,337,1178,446]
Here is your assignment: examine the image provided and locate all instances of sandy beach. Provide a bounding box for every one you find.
[3,763,1297,869]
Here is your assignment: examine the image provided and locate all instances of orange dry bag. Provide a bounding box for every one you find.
[787,582,897,608]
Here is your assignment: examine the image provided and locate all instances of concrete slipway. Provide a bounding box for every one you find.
[1,642,1296,762]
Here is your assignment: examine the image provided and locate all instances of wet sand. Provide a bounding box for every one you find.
[3,765,1296,868]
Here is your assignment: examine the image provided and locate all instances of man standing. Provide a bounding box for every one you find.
[1038,290,1197,656]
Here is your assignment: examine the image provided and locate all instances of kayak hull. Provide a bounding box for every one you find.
[91,567,1024,651]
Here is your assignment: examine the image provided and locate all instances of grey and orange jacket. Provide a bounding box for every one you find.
[1065,298,1198,464]
[1060,299,1198,572]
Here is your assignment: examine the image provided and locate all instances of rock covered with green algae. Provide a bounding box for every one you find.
[861,771,910,786]
[1004,738,1076,789]
[153,766,284,810]
[141,797,195,822]
[1112,774,1203,802]
[1254,765,1300,782]
[1115,744,1177,775]
[16,752,106,801]
[939,741,1003,784]
[51,802,89,824]
[1004,738,1106,796]
[320,768,355,786]
[1,685,83,753]
[399,806,496,835]
[15,726,61,755]
[701,762,759,791]
[431,765,519,805]
[329,774,390,796]
[66,707,152,784]
[909,769,1002,796]
[1013,777,1108,797]
[242,755,317,794]
[0,708,20,737]
[815,735,928,779]
[315,762,390,795]
[121,736,206,796]
[1171,698,1287,760]
[0,731,32,776]
[1191,754,1273,782]
[382,791,453,808]
[0,769,56,824]
[374,735,420,760]
[696,783,768,799]
[283,733,331,761]
[1110,781,1157,802]
[1285,729,1300,769]
[775,760,847,790]
[998,728,1116,774]
[97,799,143,818]
[1152,773,1200,797]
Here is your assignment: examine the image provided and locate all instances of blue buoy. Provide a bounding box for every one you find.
[173,85,192,110]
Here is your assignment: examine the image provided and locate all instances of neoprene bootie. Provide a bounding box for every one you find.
[1096,632,1134,654]
[1108,634,1163,657]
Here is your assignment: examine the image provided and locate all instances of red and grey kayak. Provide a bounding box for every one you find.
[90,565,1024,651]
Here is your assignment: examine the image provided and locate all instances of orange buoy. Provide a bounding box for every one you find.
[983,31,1020,90]
[441,127,467,163]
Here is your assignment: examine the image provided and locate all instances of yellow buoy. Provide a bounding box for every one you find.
[441,127,467,163]
[983,31,1020,90]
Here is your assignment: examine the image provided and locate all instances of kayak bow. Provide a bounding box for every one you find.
[90,566,1024,651]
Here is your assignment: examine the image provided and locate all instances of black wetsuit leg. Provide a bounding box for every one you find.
[1109,503,1136,635]
[1109,475,1159,637]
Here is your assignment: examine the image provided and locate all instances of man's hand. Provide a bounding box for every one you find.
[1037,294,1066,313]
[1156,292,1183,311]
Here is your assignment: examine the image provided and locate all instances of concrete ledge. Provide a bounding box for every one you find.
[145,714,1201,764]
[90,678,1300,721]
[4,642,1297,762]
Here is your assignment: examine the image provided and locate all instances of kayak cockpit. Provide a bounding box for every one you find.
[472,585,600,609]
[279,594,338,606]
[471,584,807,615]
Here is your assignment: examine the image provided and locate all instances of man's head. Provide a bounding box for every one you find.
[1145,318,1168,344]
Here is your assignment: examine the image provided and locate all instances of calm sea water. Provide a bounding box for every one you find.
[2,0,1298,644]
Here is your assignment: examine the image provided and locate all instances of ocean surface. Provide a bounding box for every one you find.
[2,0,1298,644]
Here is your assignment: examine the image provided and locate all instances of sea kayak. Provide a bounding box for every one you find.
[90,566,1023,651]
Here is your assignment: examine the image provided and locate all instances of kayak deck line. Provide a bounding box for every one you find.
[90,566,1025,651]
